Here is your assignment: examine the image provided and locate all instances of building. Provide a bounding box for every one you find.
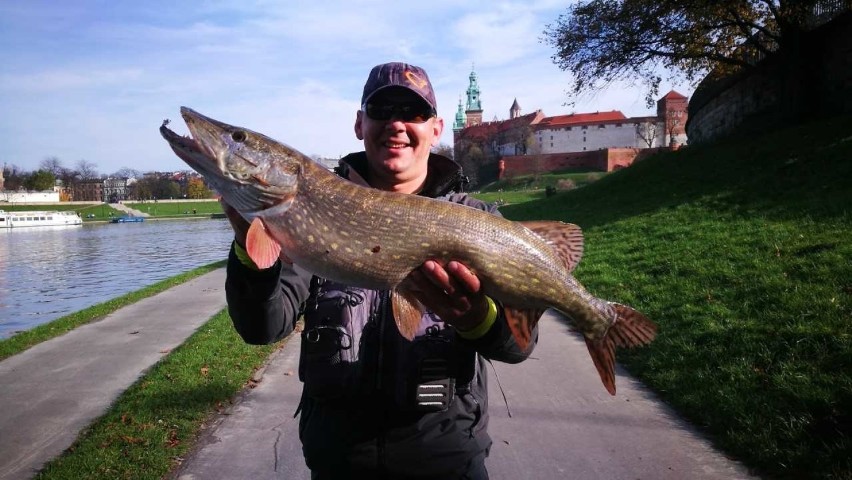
[452,67,689,186]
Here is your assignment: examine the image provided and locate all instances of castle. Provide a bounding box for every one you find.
[451,67,688,187]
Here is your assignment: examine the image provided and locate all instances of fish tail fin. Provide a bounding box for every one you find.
[584,304,658,396]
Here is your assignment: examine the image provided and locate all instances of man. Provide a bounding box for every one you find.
[223,62,537,479]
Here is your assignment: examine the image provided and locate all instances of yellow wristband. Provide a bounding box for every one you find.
[456,296,498,340]
[233,240,261,271]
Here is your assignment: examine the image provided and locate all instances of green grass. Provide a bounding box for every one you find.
[480,168,606,192]
[0,261,226,361]
[125,200,221,217]
[500,115,852,479]
[34,309,280,480]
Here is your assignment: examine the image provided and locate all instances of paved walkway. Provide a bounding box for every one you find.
[0,269,226,480]
[0,274,757,480]
[171,312,756,480]
[110,202,149,217]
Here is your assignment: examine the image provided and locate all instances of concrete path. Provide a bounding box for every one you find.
[0,269,226,480]
[172,312,757,480]
[110,202,149,217]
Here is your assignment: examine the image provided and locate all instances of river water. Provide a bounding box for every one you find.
[0,219,234,338]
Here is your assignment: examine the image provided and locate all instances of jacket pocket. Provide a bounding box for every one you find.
[300,281,376,401]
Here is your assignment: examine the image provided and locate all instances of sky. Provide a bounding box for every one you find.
[1,1,692,175]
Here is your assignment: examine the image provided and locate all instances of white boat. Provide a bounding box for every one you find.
[0,210,83,228]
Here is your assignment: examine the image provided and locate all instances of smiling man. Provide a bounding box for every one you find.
[223,62,537,479]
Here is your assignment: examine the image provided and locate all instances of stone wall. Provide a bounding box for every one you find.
[687,12,852,144]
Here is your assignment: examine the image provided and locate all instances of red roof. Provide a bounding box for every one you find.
[661,90,687,100]
[536,111,627,128]
[457,111,544,141]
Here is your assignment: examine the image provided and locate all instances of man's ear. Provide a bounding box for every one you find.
[431,117,444,146]
[354,110,364,140]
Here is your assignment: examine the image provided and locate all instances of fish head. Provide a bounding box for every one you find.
[160,107,303,218]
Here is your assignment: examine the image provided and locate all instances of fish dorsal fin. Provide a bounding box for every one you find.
[391,287,426,341]
[520,221,584,272]
[246,217,282,269]
[503,307,545,351]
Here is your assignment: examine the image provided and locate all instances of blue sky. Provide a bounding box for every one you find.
[1,1,692,175]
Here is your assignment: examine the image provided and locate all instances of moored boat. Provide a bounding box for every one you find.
[110,216,145,223]
[0,210,83,228]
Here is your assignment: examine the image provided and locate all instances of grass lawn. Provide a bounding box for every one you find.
[125,200,222,217]
[500,115,852,479]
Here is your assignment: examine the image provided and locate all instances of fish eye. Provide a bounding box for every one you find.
[231,130,247,143]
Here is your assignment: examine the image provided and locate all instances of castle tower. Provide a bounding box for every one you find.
[453,96,466,132]
[464,66,483,126]
[657,91,689,147]
[510,98,521,119]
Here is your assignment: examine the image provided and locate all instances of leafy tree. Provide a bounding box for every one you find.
[186,176,212,199]
[24,170,56,191]
[543,0,832,107]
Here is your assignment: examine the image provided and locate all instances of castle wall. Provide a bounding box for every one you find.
[687,12,852,144]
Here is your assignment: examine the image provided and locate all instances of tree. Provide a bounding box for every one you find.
[431,143,455,160]
[24,170,56,191]
[112,167,142,179]
[543,0,829,107]
[39,156,64,177]
[186,176,212,199]
[635,120,660,148]
[75,159,99,180]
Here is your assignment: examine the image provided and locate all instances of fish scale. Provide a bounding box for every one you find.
[160,107,658,395]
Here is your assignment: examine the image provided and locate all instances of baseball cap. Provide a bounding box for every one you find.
[361,62,437,112]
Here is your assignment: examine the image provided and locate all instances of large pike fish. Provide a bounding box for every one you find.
[160,107,657,395]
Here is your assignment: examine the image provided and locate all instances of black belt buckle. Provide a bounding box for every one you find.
[415,358,455,412]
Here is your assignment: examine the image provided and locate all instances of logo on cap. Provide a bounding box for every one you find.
[404,70,428,90]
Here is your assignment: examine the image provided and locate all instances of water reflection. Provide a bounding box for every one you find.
[0,219,233,338]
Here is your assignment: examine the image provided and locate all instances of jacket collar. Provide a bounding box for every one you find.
[336,152,468,198]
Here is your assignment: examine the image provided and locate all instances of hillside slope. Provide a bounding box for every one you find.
[500,115,852,479]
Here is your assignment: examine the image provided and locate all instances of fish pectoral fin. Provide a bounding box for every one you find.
[391,288,426,341]
[245,217,282,269]
[519,221,584,272]
[584,335,618,395]
[503,307,545,351]
[608,303,658,348]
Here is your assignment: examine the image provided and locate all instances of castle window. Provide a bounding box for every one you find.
[567,127,572,131]
[616,123,622,127]
[598,125,605,129]
[581,126,587,130]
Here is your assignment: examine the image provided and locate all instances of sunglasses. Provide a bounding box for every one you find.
[363,102,436,123]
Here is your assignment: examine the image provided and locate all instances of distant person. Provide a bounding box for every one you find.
[221,62,538,479]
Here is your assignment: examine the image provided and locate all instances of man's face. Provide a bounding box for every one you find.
[354,87,444,190]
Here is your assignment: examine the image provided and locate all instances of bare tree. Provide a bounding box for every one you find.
[75,159,100,180]
[39,156,64,177]
[635,120,660,148]
[112,167,142,179]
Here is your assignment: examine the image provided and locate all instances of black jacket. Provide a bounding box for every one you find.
[226,152,537,478]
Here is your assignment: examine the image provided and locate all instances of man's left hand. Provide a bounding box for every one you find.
[404,260,489,331]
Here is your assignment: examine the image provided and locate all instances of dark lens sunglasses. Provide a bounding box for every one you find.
[363,102,436,123]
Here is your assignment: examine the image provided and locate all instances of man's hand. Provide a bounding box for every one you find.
[404,260,489,331]
[220,199,250,247]
[220,199,292,265]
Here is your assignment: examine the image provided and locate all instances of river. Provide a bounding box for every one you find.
[0,219,234,338]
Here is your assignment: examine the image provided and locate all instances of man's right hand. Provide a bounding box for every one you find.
[220,199,293,265]
[220,199,250,247]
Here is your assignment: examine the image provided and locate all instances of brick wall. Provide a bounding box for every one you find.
[499,148,664,179]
